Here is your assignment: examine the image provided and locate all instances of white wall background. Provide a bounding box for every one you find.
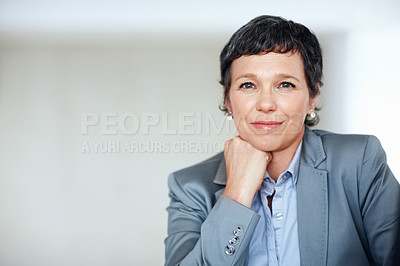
[0,1,399,265]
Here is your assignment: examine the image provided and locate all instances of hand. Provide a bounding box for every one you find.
[222,136,272,208]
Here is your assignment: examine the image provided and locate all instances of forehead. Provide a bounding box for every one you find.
[230,52,305,80]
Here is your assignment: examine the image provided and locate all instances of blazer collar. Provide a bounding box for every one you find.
[300,128,326,167]
[213,128,326,185]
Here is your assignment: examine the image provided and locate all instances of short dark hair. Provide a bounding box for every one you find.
[219,15,323,126]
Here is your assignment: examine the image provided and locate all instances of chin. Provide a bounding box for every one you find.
[243,135,281,152]
[255,143,281,152]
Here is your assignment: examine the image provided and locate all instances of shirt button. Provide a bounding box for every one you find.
[225,245,235,255]
[233,226,243,236]
[229,235,239,245]
[276,212,284,220]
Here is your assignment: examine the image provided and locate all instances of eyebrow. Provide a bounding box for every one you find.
[234,73,300,83]
[233,73,257,82]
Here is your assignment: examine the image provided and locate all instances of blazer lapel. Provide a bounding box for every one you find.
[297,129,328,265]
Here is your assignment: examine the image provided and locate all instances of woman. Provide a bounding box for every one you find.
[165,15,399,266]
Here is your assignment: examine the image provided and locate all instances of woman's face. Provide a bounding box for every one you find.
[226,52,317,152]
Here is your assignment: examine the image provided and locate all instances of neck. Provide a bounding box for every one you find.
[267,126,305,181]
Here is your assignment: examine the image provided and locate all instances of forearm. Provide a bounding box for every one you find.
[165,195,260,266]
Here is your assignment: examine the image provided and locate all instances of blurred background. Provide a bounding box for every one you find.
[0,0,399,265]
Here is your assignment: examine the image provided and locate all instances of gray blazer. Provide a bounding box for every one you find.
[165,129,400,266]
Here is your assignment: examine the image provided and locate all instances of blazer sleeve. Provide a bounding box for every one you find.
[358,136,400,266]
[164,173,260,266]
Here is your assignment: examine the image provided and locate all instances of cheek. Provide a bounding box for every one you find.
[279,96,309,120]
[230,95,254,115]
[230,95,256,133]
[278,98,308,134]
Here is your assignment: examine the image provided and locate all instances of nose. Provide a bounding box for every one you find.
[255,88,277,113]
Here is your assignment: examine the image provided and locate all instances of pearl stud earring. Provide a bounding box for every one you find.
[309,109,316,119]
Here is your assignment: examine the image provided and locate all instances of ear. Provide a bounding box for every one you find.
[308,94,318,113]
[224,86,232,114]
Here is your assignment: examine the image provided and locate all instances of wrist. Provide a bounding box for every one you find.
[222,188,255,208]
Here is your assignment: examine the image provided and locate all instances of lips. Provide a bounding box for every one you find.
[251,120,283,131]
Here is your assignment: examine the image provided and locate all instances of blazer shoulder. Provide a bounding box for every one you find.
[310,129,386,165]
[169,152,224,190]
[167,152,225,211]
[312,129,380,153]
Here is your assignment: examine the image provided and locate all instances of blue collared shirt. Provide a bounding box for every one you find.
[249,142,302,266]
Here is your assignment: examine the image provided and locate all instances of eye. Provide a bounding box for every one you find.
[240,82,256,89]
[278,81,295,89]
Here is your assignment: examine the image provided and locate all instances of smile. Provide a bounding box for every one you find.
[250,121,284,131]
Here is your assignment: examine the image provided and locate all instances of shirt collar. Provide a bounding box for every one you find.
[290,140,302,185]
